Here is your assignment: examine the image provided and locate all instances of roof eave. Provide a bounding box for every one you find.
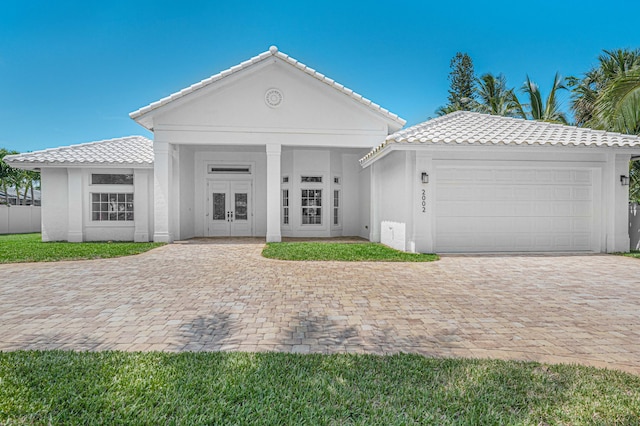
[5,161,154,170]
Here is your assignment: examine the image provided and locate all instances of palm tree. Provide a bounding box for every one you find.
[631,160,640,204]
[589,67,640,135]
[569,49,640,126]
[473,73,523,117]
[569,49,640,202]
[520,73,568,124]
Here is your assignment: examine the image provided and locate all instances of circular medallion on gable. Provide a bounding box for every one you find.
[265,88,284,108]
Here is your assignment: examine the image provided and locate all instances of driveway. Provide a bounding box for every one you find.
[1,239,639,375]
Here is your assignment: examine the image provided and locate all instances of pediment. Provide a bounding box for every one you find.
[131,48,404,136]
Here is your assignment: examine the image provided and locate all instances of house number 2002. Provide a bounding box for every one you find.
[421,189,426,213]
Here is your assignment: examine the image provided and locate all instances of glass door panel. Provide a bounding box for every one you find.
[234,193,248,221]
[207,180,252,237]
[213,193,226,221]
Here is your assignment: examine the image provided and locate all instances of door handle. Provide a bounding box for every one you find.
[230,211,234,222]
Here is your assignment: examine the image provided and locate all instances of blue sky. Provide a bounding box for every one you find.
[1,0,639,152]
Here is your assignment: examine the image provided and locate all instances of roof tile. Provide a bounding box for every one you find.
[360,111,640,164]
[4,136,153,167]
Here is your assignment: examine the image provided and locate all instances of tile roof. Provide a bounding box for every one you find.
[129,45,405,128]
[4,136,153,168]
[360,111,640,164]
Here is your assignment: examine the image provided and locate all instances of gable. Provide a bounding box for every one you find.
[130,47,404,139]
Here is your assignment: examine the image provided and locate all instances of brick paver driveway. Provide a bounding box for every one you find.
[1,239,639,374]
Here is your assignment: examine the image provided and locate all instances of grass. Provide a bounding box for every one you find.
[0,351,638,425]
[262,242,439,262]
[620,250,640,259]
[0,233,164,263]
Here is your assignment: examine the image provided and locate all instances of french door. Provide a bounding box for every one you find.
[207,180,252,236]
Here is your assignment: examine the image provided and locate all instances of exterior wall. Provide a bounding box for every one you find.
[370,145,637,253]
[145,58,397,242]
[39,167,153,242]
[281,148,363,238]
[342,153,365,237]
[375,151,413,251]
[358,166,371,239]
[152,59,395,148]
[173,145,367,239]
[606,153,632,252]
[192,147,268,237]
[630,203,640,251]
[40,168,69,241]
[0,206,41,234]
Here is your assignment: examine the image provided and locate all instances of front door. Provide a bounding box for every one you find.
[207,180,252,236]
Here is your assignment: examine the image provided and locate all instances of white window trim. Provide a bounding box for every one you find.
[332,188,341,228]
[299,173,325,227]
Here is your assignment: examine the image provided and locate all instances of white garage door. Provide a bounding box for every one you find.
[435,166,596,252]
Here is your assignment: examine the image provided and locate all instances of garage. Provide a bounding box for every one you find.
[362,111,640,254]
[434,165,597,252]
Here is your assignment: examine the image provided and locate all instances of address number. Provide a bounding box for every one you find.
[421,189,426,213]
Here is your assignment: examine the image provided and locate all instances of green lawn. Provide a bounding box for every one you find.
[0,351,638,424]
[0,233,164,263]
[620,250,640,259]
[262,242,439,262]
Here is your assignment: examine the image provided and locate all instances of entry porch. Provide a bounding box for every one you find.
[153,143,372,243]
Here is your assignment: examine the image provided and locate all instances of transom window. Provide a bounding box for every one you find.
[91,174,133,185]
[91,193,133,221]
[301,175,322,183]
[208,166,251,174]
[301,189,322,225]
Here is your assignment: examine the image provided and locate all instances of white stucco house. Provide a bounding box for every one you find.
[6,46,640,253]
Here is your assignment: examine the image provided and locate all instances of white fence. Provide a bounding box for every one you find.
[630,203,640,251]
[0,206,41,234]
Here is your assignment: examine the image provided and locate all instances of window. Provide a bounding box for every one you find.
[334,176,341,185]
[91,174,133,185]
[91,193,133,221]
[301,189,322,225]
[301,176,322,183]
[333,190,340,226]
[208,166,251,174]
[282,189,289,225]
[282,176,289,183]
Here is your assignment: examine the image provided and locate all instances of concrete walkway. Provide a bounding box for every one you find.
[1,239,639,375]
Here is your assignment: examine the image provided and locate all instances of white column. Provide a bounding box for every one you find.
[153,141,173,243]
[369,163,380,242]
[67,168,84,242]
[171,146,181,241]
[134,168,150,242]
[266,144,282,242]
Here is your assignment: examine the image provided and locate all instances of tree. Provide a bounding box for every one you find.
[437,52,476,115]
[591,68,640,135]
[519,73,568,124]
[631,160,640,204]
[569,48,640,202]
[0,148,19,205]
[568,48,640,127]
[0,149,40,206]
[473,73,523,117]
